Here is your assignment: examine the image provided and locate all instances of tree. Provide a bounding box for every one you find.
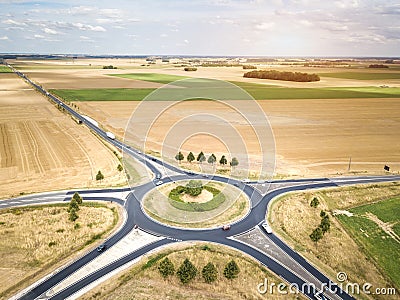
[310,197,319,208]
[158,257,175,278]
[310,227,323,243]
[223,260,240,279]
[96,170,104,181]
[72,192,83,205]
[117,164,123,172]
[320,214,330,233]
[202,262,218,283]
[177,258,197,284]
[187,152,195,163]
[68,197,79,213]
[175,151,184,163]
[185,180,203,197]
[207,154,216,165]
[197,151,206,164]
[69,207,79,222]
[219,155,227,165]
[230,157,239,168]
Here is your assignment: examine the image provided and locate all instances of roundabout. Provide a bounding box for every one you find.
[142,179,250,229]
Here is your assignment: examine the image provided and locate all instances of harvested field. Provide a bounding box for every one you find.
[73,98,400,178]
[0,73,126,199]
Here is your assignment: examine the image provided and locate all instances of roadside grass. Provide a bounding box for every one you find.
[318,72,400,80]
[0,202,119,299]
[337,199,400,289]
[109,73,188,84]
[80,242,303,300]
[268,182,400,300]
[0,65,12,73]
[50,85,400,102]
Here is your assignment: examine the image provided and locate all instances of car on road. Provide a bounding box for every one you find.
[156,173,161,179]
[242,178,250,183]
[97,244,106,252]
[202,174,209,178]
[222,225,231,231]
[261,222,273,234]
[155,180,163,186]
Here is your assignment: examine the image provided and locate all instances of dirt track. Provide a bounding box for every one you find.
[0,73,125,198]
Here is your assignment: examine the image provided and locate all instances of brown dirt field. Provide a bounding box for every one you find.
[0,73,125,199]
[74,98,400,178]
[268,183,400,300]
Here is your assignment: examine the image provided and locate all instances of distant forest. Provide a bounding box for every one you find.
[243,70,320,82]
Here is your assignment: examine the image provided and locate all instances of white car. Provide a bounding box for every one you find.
[262,222,273,234]
[242,178,250,183]
[155,180,163,186]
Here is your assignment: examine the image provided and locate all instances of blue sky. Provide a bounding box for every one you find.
[0,0,399,56]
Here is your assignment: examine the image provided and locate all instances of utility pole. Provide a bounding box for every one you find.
[348,157,352,172]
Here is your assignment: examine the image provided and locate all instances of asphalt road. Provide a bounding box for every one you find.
[8,67,400,300]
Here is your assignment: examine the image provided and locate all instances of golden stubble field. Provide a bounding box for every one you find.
[11,59,400,178]
[0,72,125,199]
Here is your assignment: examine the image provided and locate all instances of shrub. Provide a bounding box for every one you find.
[223,260,240,279]
[310,197,320,208]
[184,67,197,71]
[244,70,320,82]
[177,258,197,284]
[158,257,175,278]
[202,262,218,283]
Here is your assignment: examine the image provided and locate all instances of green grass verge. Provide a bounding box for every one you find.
[109,73,188,84]
[336,197,400,289]
[51,85,400,102]
[0,65,12,73]
[393,223,400,237]
[319,72,400,80]
[168,186,226,212]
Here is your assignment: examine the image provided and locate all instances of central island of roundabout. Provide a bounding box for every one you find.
[142,179,250,229]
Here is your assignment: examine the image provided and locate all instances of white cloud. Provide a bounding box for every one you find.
[73,23,106,32]
[2,19,25,26]
[299,19,312,27]
[34,34,44,38]
[160,33,168,38]
[0,36,9,40]
[43,27,57,35]
[96,18,123,24]
[255,22,275,30]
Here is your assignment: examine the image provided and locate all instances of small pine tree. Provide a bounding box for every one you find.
[310,227,323,243]
[177,258,197,284]
[320,215,330,233]
[117,164,123,172]
[310,197,320,208]
[96,170,104,181]
[68,197,80,213]
[197,151,206,164]
[175,151,184,162]
[187,152,195,163]
[158,257,175,278]
[69,207,79,222]
[219,155,227,165]
[207,154,216,165]
[72,192,83,205]
[223,260,240,279]
[202,262,218,283]
[230,157,239,168]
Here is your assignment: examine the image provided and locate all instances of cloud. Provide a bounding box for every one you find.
[255,22,275,30]
[73,23,106,32]
[43,27,57,35]
[184,39,189,44]
[0,36,9,40]
[34,34,44,38]
[2,18,25,26]
[160,33,168,38]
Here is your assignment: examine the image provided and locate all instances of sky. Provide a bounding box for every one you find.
[0,0,399,57]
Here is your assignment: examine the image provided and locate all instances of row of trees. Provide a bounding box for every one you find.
[184,67,197,71]
[67,192,83,222]
[369,64,389,68]
[158,257,240,284]
[309,210,331,243]
[243,65,257,69]
[243,70,320,82]
[175,151,239,167]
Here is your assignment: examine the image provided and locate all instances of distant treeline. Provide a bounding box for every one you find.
[242,65,257,69]
[368,64,389,68]
[184,67,197,71]
[103,65,117,69]
[244,70,320,82]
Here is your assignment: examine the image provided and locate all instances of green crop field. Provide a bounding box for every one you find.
[0,65,12,73]
[319,72,400,80]
[51,84,400,102]
[110,73,188,84]
[336,197,400,289]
